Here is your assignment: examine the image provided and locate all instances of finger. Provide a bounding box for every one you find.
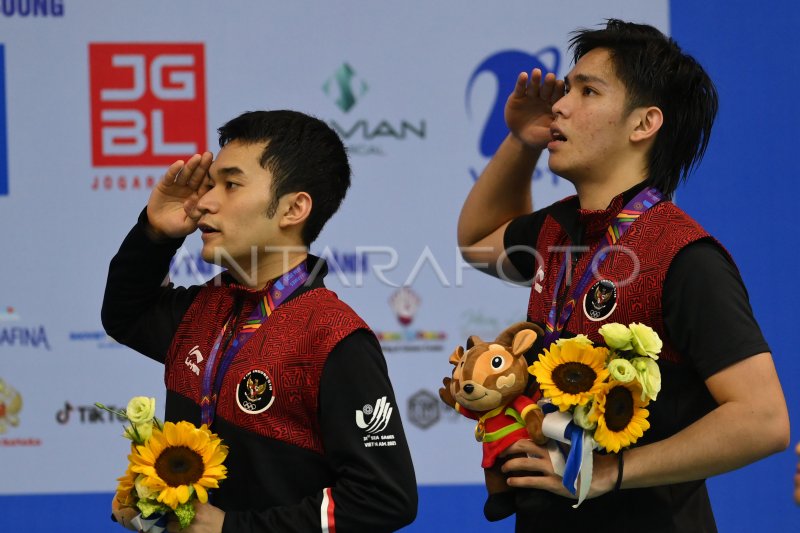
[526,68,543,98]
[500,438,541,457]
[551,79,566,104]
[507,472,564,493]
[184,197,202,221]
[502,454,553,475]
[539,72,557,101]
[160,160,185,187]
[512,71,529,98]
[175,153,202,186]
[185,151,214,191]
[165,516,180,533]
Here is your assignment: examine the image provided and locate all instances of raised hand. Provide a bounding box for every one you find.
[505,69,565,150]
[145,152,213,240]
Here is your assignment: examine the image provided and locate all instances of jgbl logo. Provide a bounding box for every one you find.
[89,43,206,167]
[0,45,7,196]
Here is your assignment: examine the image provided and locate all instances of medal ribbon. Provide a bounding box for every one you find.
[200,261,310,426]
[542,187,663,346]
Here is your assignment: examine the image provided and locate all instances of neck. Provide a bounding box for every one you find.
[228,249,308,289]
[575,176,647,210]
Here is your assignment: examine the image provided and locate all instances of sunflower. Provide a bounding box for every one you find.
[593,380,651,453]
[114,464,137,506]
[529,340,610,411]
[129,421,228,509]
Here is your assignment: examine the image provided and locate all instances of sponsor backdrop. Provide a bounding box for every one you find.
[0,1,798,531]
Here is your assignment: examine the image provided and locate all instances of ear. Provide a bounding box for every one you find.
[278,191,312,229]
[496,321,543,346]
[466,335,483,350]
[511,329,537,357]
[629,106,663,144]
[449,346,464,366]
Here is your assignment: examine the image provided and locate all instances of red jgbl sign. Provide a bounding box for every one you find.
[89,43,207,167]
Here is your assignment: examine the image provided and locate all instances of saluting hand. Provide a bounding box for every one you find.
[505,68,565,150]
[145,152,214,240]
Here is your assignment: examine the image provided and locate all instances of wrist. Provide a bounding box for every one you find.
[594,452,621,496]
[143,221,170,243]
[507,132,546,155]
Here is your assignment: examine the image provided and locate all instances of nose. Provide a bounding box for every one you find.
[196,184,220,214]
[551,89,570,117]
[463,384,474,394]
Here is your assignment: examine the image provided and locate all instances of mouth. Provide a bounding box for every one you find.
[198,223,219,235]
[548,127,567,148]
[456,392,487,404]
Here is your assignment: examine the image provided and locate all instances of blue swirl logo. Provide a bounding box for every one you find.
[465,47,560,180]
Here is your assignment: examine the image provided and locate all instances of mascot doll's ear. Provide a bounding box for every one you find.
[466,335,483,350]
[512,329,538,356]
[495,321,544,347]
[449,345,464,366]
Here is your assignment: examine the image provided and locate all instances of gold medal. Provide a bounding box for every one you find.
[474,420,485,442]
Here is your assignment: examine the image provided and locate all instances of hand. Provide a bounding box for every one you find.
[438,377,456,408]
[499,439,617,500]
[111,495,141,531]
[146,152,214,240]
[504,69,565,150]
[166,502,225,533]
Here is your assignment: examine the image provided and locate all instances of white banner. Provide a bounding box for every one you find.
[0,0,668,493]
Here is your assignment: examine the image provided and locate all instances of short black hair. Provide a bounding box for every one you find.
[570,19,718,197]
[217,110,351,245]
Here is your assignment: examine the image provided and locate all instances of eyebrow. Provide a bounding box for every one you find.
[211,166,246,180]
[565,73,610,87]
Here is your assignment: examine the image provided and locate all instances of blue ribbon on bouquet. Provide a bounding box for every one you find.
[540,402,597,507]
[131,512,167,533]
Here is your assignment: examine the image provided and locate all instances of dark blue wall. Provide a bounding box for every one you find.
[672,1,800,530]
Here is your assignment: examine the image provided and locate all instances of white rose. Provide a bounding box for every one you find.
[556,334,594,347]
[608,358,637,383]
[632,357,661,401]
[598,323,633,351]
[126,397,156,425]
[573,401,598,431]
[629,323,663,359]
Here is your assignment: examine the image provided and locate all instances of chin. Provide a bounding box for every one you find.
[200,246,224,266]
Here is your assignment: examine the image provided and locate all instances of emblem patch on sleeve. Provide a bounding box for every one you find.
[356,396,397,448]
[236,369,275,414]
[583,279,617,321]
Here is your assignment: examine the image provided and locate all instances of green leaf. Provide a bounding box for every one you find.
[174,501,196,529]
[136,498,169,518]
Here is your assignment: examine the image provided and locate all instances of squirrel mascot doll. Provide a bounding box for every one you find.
[439,321,555,521]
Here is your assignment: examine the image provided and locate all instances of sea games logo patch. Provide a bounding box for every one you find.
[89,43,206,190]
[356,396,396,448]
[236,369,275,414]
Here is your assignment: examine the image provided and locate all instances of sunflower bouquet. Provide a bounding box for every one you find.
[528,323,662,504]
[97,397,229,531]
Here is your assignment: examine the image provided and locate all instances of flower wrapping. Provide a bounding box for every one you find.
[529,323,663,506]
[98,397,229,530]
